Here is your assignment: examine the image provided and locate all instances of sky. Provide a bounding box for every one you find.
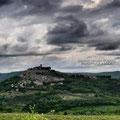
[0,0,120,73]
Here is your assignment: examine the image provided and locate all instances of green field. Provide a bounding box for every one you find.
[0,114,120,120]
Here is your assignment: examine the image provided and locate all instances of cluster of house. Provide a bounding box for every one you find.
[10,64,112,92]
[11,64,65,90]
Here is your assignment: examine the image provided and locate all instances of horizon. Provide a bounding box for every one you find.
[1,64,120,74]
[0,0,120,73]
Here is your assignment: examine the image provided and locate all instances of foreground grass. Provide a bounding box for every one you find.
[1,114,120,120]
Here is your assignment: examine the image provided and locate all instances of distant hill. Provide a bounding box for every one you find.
[81,71,120,79]
[0,72,21,82]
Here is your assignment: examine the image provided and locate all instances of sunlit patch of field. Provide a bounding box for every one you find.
[1,114,120,120]
[59,92,95,100]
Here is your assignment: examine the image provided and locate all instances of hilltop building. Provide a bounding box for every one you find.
[19,64,65,89]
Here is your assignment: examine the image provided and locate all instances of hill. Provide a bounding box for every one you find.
[81,71,120,79]
[0,72,21,82]
[0,65,120,115]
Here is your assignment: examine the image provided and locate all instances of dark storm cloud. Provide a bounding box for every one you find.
[0,46,73,57]
[0,0,11,6]
[1,0,120,55]
[60,5,83,13]
[90,0,120,15]
[89,25,106,37]
[47,13,120,51]
[42,56,62,62]
[0,46,73,58]
[88,39,120,51]
[0,53,50,58]
[2,0,63,19]
[102,51,120,56]
[20,0,62,16]
[107,0,120,8]
[96,44,119,51]
[23,0,61,8]
[18,37,27,43]
[17,0,120,52]
[12,44,28,53]
[0,0,120,73]
[47,15,89,45]
[3,44,9,51]
[52,46,74,52]
[58,46,73,51]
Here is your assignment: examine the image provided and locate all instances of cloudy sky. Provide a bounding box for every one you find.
[0,0,120,73]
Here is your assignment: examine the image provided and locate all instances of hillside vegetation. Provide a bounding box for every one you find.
[0,72,21,82]
[0,67,120,115]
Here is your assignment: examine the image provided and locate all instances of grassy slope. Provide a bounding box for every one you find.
[58,105,120,115]
[0,114,120,120]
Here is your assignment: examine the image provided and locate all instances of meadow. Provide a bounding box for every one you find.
[1,114,120,120]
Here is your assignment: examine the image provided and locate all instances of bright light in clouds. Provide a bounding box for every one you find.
[68,0,81,5]
[83,0,102,9]
[62,0,82,6]
[24,5,28,9]
[63,0,102,9]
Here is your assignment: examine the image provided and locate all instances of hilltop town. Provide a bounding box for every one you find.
[9,64,112,92]
[11,64,65,91]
